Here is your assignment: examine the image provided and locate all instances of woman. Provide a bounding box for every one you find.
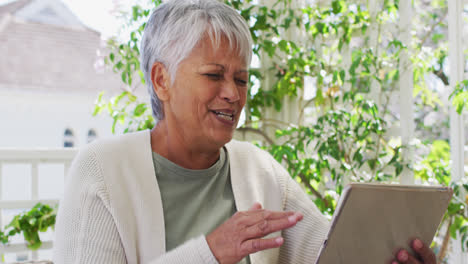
[53,0,436,263]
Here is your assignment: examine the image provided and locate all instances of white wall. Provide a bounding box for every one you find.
[0,88,115,148]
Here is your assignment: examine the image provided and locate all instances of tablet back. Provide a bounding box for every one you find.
[315,183,452,264]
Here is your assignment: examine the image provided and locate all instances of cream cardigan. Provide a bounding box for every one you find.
[53,130,329,264]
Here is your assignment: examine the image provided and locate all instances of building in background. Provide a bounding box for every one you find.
[0,0,135,148]
[0,0,144,261]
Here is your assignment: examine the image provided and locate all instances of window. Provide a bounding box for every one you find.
[63,128,75,148]
[87,129,97,143]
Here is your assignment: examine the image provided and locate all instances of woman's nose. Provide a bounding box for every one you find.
[220,79,240,103]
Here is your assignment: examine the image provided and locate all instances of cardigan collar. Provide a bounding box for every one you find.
[144,130,280,263]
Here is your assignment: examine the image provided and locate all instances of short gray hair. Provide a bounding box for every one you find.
[140,0,253,121]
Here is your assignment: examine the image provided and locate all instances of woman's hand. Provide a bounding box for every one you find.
[206,203,303,264]
[392,239,436,264]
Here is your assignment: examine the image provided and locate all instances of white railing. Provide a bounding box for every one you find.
[0,148,77,261]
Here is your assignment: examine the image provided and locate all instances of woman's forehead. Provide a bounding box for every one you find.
[189,36,249,69]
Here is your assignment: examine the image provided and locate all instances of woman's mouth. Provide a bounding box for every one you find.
[212,110,234,121]
[210,109,236,125]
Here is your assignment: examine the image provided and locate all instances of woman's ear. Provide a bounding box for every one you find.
[150,62,171,101]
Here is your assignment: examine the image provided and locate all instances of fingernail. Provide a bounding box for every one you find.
[413,239,423,250]
[288,215,296,223]
[275,237,283,244]
[398,250,408,262]
[296,212,303,220]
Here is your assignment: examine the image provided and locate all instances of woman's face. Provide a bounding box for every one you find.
[164,36,248,149]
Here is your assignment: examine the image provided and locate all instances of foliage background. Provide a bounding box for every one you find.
[92,0,468,261]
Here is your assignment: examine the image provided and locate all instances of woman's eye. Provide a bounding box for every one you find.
[236,79,248,86]
[205,73,222,80]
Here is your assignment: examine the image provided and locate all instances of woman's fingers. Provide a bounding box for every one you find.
[395,249,422,264]
[240,236,284,255]
[392,239,436,264]
[394,240,436,264]
[236,209,296,226]
[206,204,303,264]
[411,239,436,264]
[243,212,302,239]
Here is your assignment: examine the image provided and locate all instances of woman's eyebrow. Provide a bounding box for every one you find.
[203,63,248,74]
[203,63,225,69]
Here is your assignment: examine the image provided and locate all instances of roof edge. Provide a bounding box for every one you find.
[0,0,32,16]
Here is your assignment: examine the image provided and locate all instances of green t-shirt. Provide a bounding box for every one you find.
[152,147,250,264]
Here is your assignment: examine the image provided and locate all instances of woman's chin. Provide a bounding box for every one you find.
[208,130,234,147]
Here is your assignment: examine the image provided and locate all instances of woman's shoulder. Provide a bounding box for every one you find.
[84,130,150,155]
[70,130,152,178]
[71,130,150,166]
[67,130,154,199]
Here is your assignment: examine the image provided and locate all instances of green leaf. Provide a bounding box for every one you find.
[331,0,346,14]
[278,40,289,52]
[132,6,140,21]
[262,40,276,57]
[121,71,127,84]
[115,61,124,71]
[431,33,445,43]
[133,103,147,117]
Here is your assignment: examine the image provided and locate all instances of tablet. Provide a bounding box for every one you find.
[315,183,453,264]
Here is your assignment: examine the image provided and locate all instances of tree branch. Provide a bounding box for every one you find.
[296,172,330,208]
[419,11,448,47]
[437,216,452,263]
[433,68,449,86]
[298,98,315,126]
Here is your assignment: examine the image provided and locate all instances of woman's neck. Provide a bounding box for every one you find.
[150,123,221,170]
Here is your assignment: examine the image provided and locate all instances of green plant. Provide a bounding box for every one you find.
[269,94,404,214]
[450,80,468,114]
[0,203,56,250]
[414,140,468,260]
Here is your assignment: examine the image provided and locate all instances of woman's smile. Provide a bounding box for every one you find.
[210,109,236,124]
